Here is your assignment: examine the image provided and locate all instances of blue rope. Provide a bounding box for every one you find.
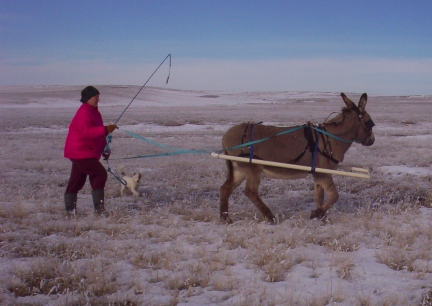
[104,134,129,186]
[104,134,112,155]
[119,128,209,157]
[105,160,127,186]
[104,123,357,185]
[109,124,355,161]
[121,149,208,159]
[116,125,308,159]
[121,128,186,151]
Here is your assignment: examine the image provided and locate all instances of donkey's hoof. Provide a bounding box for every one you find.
[310,208,326,220]
[267,215,277,225]
[220,215,233,224]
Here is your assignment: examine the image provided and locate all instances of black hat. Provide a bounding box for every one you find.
[80,86,100,103]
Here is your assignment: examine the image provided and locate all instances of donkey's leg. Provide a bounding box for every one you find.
[220,161,245,223]
[243,166,276,224]
[310,174,339,219]
[313,183,325,208]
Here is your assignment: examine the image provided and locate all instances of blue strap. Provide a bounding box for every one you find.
[311,126,355,143]
[249,123,254,163]
[225,124,307,152]
[310,131,320,173]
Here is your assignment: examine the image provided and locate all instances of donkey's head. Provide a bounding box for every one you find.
[340,93,375,146]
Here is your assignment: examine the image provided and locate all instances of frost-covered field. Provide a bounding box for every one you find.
[0,86,431,305]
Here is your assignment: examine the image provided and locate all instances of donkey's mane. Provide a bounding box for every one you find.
[323,107,352,126]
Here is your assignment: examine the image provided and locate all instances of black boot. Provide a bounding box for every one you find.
[64,193,77,214]
[92,189,106,215]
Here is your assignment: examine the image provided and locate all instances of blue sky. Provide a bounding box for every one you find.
[1,0,432,95]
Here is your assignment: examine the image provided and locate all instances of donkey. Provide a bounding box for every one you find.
[219,93,375,223]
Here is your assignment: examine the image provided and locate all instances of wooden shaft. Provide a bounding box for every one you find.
[337,165,371,173]
[210,153,370,179]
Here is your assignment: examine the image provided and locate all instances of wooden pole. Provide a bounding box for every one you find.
[210,153,370,179]
[337,165,370,173]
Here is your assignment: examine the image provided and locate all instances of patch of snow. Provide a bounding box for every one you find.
[378,166,432,177]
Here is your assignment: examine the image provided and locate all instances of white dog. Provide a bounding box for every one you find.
[120,172,141,198]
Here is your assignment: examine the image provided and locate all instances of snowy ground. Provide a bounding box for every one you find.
[0,86,431,305]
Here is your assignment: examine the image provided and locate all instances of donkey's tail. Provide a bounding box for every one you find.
[223,150,235,182]
[225,160,234,180]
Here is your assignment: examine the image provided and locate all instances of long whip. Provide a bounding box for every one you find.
[105,54,171,184]
[114,54,171,125]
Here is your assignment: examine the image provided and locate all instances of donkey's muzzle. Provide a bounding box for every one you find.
[362,133,375,146]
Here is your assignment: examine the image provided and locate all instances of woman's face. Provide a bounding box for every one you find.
[87,94,100,108]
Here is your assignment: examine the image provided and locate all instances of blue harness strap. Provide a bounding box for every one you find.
[310,131,320,173]
[249,124,254,163]
[225,124,307,152]
[311,125,355,143]
[248,121,263,163]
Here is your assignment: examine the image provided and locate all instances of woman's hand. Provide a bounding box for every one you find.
[105,124,118,134]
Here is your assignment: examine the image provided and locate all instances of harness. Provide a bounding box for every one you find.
[237,113,375,172]
[240,122,263,163]
[238,122,341,173]
[315,124,340,164]
[105,114,374,178]
[291,122,340,172]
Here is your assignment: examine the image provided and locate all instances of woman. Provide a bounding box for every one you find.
[64,86,117,215]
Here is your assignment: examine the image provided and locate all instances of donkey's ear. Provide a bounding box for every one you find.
[340,93,356,109]
[358,93,368,111]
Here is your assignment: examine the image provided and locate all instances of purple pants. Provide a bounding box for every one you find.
[65,158,107,194]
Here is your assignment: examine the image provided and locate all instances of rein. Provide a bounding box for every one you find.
[103,135,127,185]
[106,159,127,186]
[106,113,371,166]
[108,123,359,161]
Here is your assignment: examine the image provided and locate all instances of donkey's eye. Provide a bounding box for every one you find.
[365,119,375,130]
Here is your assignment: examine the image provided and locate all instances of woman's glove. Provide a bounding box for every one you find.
[105,124,118,134]
[102,152,111,160]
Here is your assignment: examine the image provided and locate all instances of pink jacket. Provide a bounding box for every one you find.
[64,103,107,159]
